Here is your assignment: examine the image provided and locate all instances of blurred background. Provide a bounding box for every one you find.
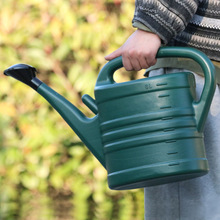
[0,0,145,219]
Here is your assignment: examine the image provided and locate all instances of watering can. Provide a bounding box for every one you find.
[4,47,216,190]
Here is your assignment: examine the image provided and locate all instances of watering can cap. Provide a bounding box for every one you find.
[4,63,41,90]
[4,63,37,75]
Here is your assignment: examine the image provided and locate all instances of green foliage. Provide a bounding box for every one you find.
[0,0,144,219]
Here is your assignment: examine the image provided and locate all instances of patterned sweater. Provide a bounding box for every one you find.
[133,0,220,61]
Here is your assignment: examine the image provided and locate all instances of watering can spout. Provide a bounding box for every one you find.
[4,64,106,168]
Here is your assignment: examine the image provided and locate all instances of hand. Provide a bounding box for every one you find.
[105,29,161,71]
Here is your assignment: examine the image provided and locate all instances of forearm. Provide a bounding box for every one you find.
[132,0,199,44]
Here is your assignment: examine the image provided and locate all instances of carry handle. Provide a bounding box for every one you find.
[96,47,216,132]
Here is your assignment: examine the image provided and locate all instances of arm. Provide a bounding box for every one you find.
[105,0,199,71]
[133,0,199,44]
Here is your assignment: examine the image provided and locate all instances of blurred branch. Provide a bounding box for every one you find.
[52,59,81,98]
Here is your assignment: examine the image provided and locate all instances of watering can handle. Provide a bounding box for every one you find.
[96,46,216,132]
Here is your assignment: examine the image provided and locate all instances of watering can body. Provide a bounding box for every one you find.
[4,47,216,190]
[95,72,205,189]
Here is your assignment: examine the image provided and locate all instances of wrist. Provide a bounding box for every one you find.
[136,29,162,45]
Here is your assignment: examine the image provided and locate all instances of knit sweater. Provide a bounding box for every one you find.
[133,0,220,61]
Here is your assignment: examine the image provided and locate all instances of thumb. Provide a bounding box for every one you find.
[105,48,122,61]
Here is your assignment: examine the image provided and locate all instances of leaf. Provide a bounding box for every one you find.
[21,174,39,190]
[0,102,16,117]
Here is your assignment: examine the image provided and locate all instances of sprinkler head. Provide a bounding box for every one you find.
[4,64,42,90]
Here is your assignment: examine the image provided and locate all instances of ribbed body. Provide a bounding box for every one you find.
[95,72,208,189]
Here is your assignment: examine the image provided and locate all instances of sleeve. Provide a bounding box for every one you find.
[132,0,199,44]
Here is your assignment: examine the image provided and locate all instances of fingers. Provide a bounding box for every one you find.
[105,48,122,60]
[122,56,133,71]
[105,49,154,71]
[105,48,142,71]
[122,52,156,71]
[105,29,161,71]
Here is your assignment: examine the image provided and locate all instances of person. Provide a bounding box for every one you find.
[105,1,220,219]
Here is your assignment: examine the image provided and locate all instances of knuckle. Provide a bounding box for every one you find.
[142,64,149,69]
[144,51,151,57]
[135,50,142,57]
[133,64,141,71]
[127,49,136,57]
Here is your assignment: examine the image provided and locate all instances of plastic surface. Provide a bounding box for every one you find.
[82,94,98,114]
[37,83,105,168]
[4,64,42,90]
[94,47,216,189]
[4,47,216,190]
[96,47,216,132]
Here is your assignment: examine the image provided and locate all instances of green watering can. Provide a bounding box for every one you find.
[4,47,216,190]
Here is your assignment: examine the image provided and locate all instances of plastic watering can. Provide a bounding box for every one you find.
[4,47,216,190]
